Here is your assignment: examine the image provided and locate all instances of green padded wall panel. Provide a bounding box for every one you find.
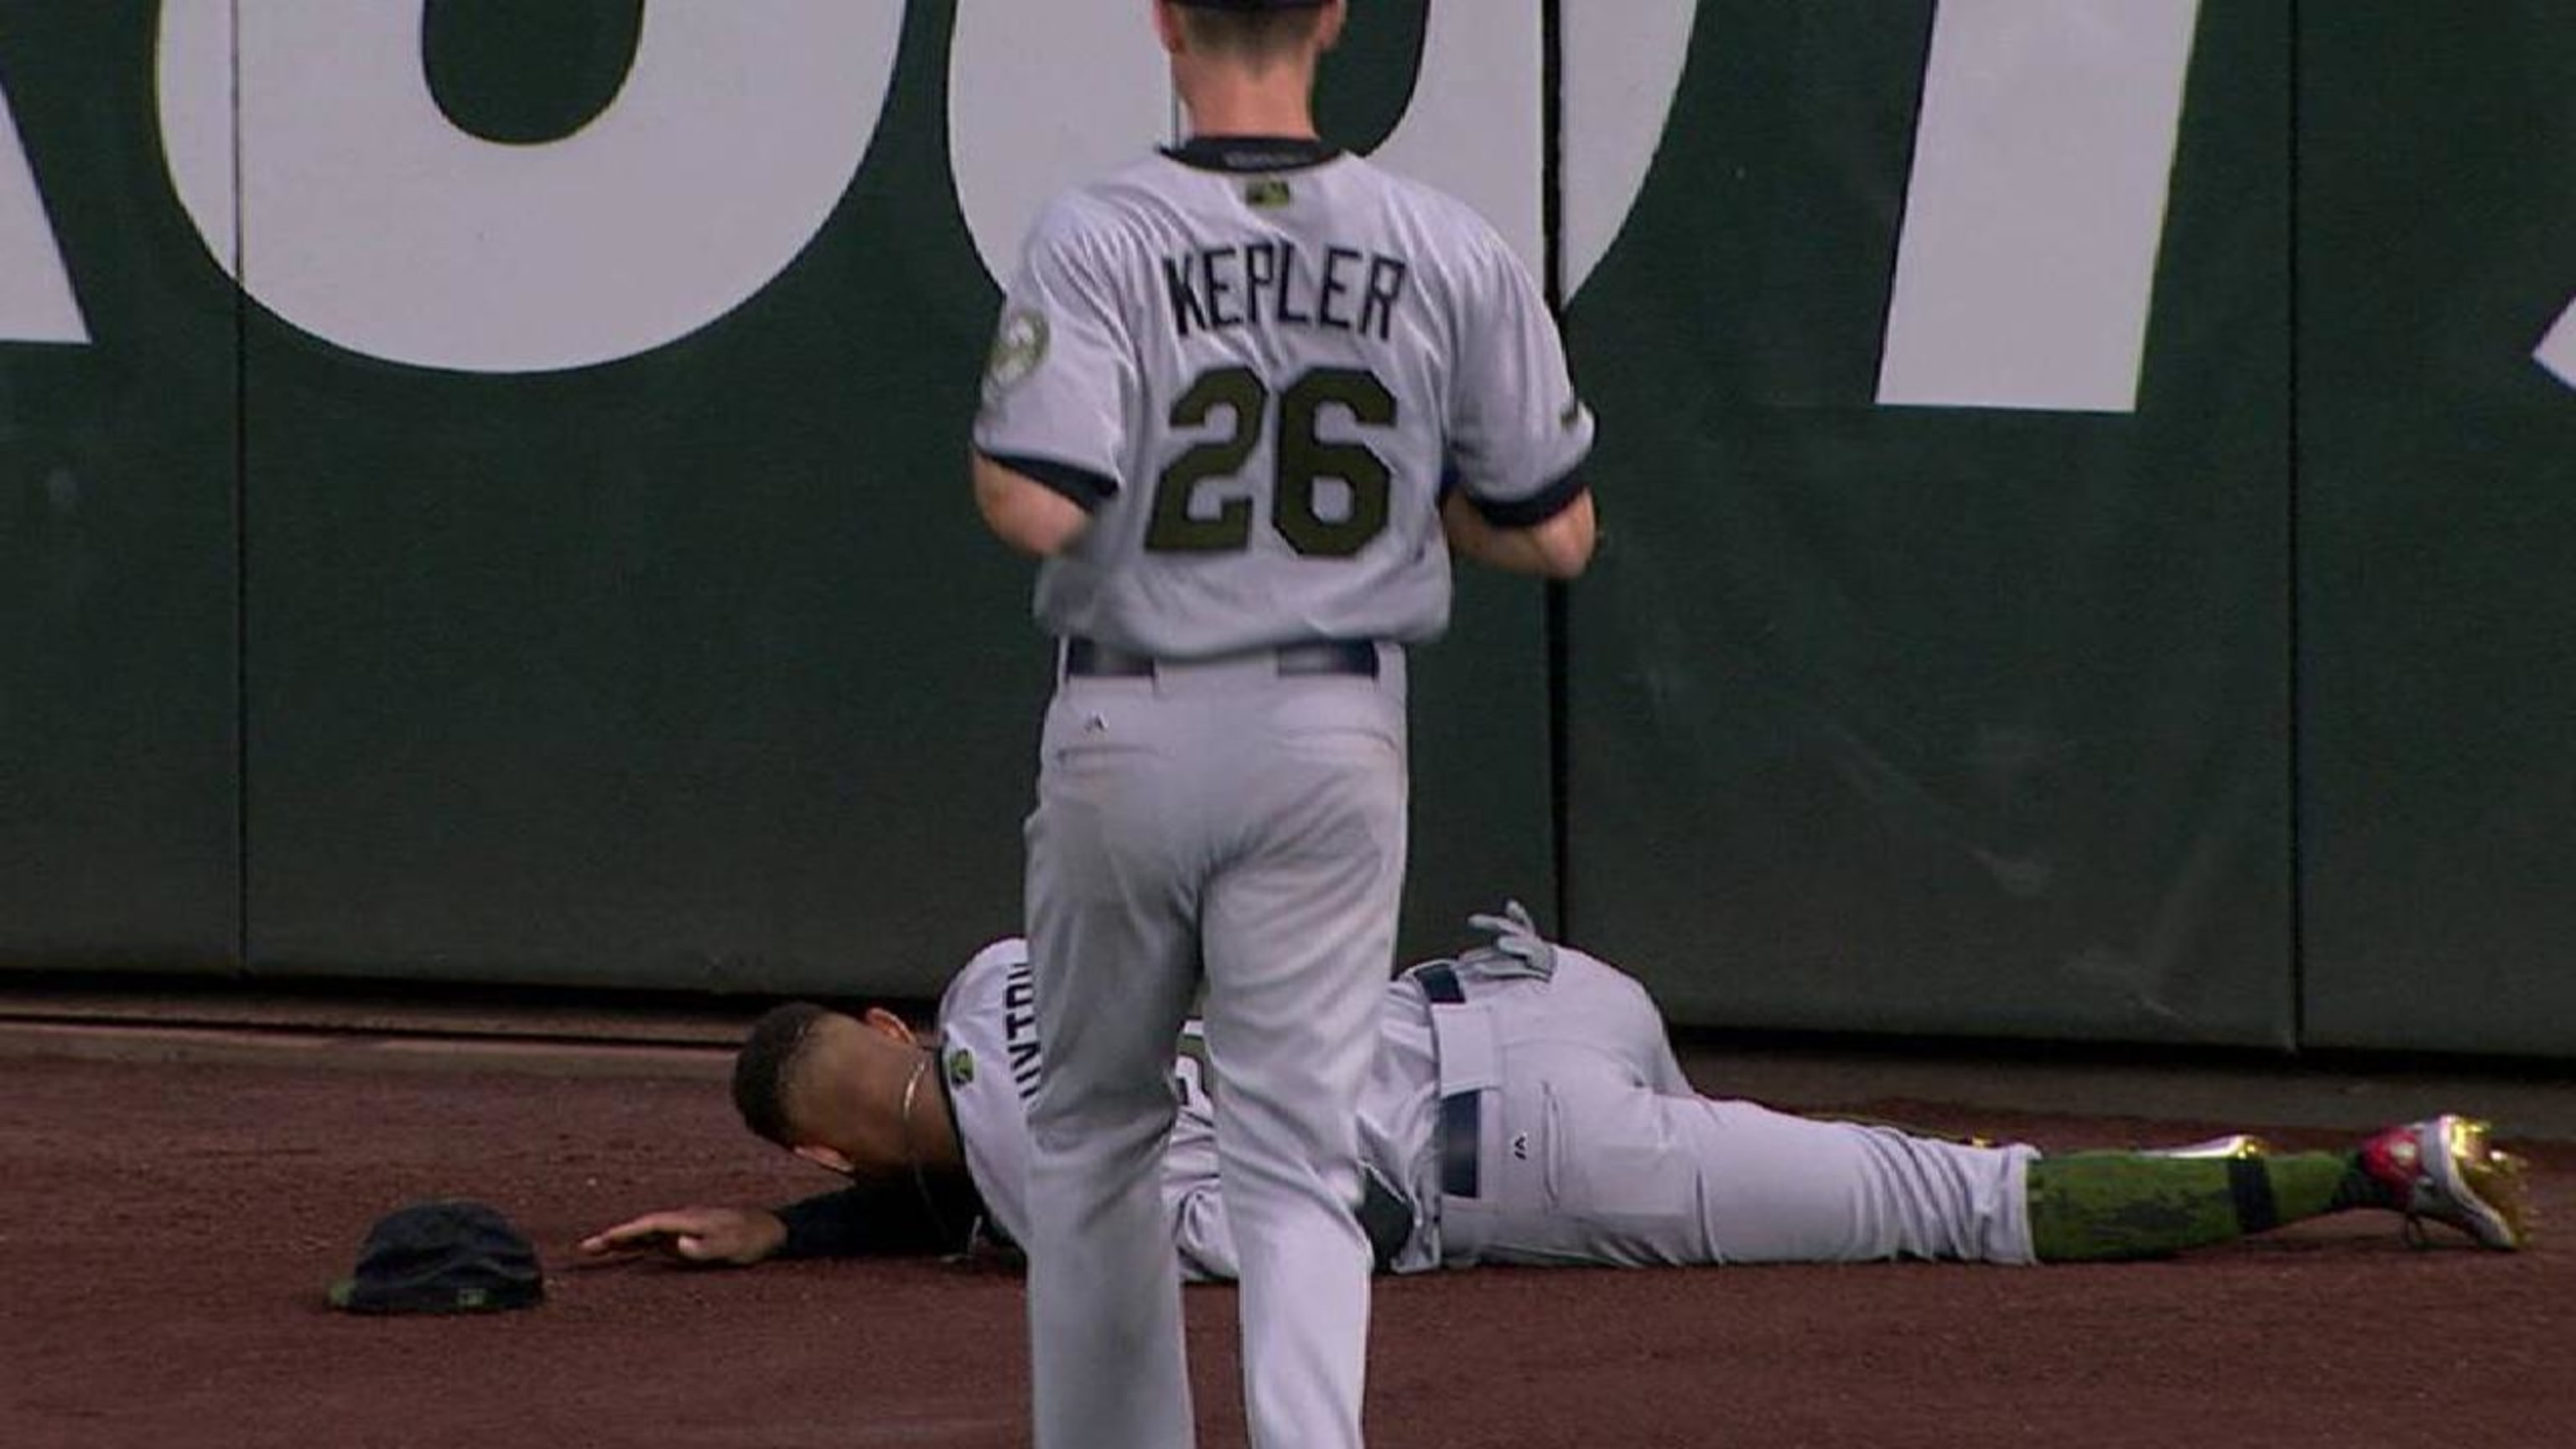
[0,8,239,971]
[1561,2,2296,1044]
[2298,3,2576,1056]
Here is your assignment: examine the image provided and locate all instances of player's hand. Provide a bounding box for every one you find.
[1460,899,1556,982]
[576,1207,789,1267]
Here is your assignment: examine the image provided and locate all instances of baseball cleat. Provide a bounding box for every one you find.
[2357,1115,2532,1251]
[2147,1133,2272,1161]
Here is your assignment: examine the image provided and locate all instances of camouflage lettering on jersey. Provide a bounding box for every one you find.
[1161,242,1410,341]
[1003,956,1043,1100]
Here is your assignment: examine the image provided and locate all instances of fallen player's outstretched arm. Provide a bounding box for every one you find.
[579,1204,789,1265]
[579,1180,958,1265]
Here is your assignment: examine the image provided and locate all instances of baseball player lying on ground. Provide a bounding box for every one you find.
[580,906,2532,1275]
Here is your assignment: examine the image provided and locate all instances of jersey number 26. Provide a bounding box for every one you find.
[1146,365,1395,558]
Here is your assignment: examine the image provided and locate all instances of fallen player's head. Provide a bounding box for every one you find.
[731,1002,931,1178]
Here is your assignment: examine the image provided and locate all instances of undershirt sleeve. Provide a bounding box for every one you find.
[771,1176,984,1259]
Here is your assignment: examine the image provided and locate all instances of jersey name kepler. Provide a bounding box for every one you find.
[1161,242,1410,342]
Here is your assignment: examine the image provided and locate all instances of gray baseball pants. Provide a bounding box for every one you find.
[1024,643,1407,1449]
[1422,950,2039,1270]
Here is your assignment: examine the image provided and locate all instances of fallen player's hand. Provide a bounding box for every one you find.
[1461,899,1556,982]
[577,1207,788,1266]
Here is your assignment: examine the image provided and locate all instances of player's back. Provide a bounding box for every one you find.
[995,139,1531,659]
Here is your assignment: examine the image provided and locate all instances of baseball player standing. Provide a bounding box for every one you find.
[969,3,1597,1446]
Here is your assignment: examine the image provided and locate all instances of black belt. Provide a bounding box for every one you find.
[1412,961,1482,1202]
[1062,636,1380,679]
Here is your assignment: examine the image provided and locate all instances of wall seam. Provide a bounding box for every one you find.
[2284,0,2308,1048]
[1539,0,1571,934]
[230,0,252,976]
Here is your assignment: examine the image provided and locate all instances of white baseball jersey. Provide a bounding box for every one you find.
[932,936,2037,1276]
[972,137,1594,658]
[932,938,1048,1255]
[934,935,1439,1279]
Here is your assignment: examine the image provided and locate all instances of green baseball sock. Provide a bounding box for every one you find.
[2026,1150,2386,1262]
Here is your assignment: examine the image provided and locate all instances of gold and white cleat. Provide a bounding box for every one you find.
[2359,1114,2532,1251]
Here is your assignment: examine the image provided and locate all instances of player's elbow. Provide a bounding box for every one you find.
[1523,492,1597,579]
[973,454,1091,557]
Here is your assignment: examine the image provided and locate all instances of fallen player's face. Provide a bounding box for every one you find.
[791,1013,927,1179]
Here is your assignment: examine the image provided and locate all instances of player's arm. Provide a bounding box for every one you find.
[1440,488,1595,579]
[973,451,1093,557]
[578,1181,959,1267]
[970,196,1132,558]
[1442,218,1600,578]
[577,1204,790,1267]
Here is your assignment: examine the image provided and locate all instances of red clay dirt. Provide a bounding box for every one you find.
[3,1041,2568,1449]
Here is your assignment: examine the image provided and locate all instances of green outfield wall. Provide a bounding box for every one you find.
[1564,1,2295,1045]
[0,4,240,969]
[2295,3,2576,1055]
[1,3,2569,1056]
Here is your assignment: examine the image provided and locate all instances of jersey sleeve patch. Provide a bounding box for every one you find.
[984,308,1051,393]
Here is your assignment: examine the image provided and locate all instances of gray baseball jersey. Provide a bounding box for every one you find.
[974,139,1593,657]
[932,936,2037,1279]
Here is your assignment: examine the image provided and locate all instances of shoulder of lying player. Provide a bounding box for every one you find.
[937,937,1032,1029]
[960,935,1030,974]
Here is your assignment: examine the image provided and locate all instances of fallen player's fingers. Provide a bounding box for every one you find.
[578,1213,696,1254]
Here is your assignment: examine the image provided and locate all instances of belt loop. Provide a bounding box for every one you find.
[1413,960,1465,1005]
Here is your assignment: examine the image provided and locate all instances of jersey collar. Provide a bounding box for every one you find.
[1162,134,1342,173]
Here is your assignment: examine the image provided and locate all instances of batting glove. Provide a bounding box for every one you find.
[1459,899,1557,983]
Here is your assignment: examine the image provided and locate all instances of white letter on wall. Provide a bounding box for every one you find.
[950,0,1171,290]
[1367,3,1545,281]
[157,0,901,374]
[0,75,87,343]
[1561,0,1697,300]
[950,3,1696,305]
[1877,0,2202,413]
[2536,304,2576,389]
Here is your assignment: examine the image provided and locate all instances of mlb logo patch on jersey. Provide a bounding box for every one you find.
[1243,177,1293,210]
